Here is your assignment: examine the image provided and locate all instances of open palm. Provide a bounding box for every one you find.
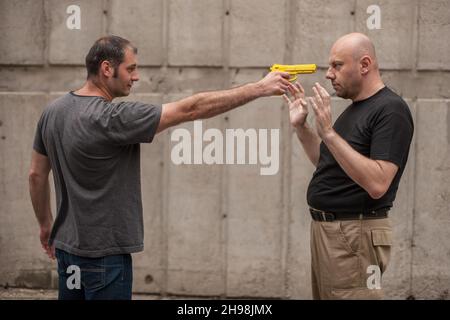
[283,82,309,127]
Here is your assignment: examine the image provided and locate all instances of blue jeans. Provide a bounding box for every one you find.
[55,248,133,300]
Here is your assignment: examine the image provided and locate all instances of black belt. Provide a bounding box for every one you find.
[309,207,389,222]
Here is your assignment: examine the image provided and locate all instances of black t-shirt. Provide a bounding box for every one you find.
[307,86,414,214]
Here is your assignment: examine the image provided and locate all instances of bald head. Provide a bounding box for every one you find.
[326,33,384,101]
[332,33,378,68]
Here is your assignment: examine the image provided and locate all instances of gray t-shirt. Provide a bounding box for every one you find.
[33,92,162,258]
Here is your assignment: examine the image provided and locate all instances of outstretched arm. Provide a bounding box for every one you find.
[156,71,291,133]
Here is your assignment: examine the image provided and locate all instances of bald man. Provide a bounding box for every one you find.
[284,33,414,299]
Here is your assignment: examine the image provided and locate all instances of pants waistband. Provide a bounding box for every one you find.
[309,207,389,222]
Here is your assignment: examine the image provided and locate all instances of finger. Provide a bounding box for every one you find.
[318,85,330,103]
[50,245,56,260]
[308,97,319,114]
[312,87,323,107]
[282,94,292,104]
[279,72,291,80]
[287,83,296,96]
[43,244,51,258]
[300,98,308,107]
[294,81,304,93]
[314,82,328,100]
[281,78,291,87]
[288,83,301,99]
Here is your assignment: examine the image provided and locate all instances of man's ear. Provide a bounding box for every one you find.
[100,60,114,78]
[360,55,371,75]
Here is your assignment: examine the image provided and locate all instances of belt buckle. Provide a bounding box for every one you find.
[321,211,327,221]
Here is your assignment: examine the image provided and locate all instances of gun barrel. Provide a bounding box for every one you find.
[270,64,317,81]
[270,64,317,74]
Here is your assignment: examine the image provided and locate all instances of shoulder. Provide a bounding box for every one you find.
[104,100,162,123]
[41,92,74,115]
[371,87,413,122]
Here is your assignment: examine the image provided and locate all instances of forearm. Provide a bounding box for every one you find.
[294,123,321,167]
[322,130,388,198]
[183,82,264,120]
[29,175,53,228]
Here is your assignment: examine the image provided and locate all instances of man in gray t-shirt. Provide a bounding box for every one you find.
[33,94,161,258]
[29,35,291,299]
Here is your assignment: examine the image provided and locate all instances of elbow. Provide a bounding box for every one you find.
[186,92,216,121]
[184,99,202,122]
[29,170,44,185]
[367,184,388,200]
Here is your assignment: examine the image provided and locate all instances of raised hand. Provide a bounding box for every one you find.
[309,82,334,139]
[283,82,309,128]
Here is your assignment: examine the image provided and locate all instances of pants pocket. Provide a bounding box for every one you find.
[371,229,392,274]
[338,220,361,254]
[81,268,105,291]
[80,258,106,291]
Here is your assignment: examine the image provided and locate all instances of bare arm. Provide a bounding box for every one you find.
[29,150,55,259]
[310,83,398,199]
[294,123,321,167]
[284,82,321,167]
[321,131,398,198]
[156,71,291,133]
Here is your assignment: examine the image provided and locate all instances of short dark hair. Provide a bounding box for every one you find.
[85,35,137,78]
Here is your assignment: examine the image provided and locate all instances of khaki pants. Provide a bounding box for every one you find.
[310,217,392,300]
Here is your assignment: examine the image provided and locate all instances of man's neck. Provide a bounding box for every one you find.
[352,77,385,102]
[74,79,114,101]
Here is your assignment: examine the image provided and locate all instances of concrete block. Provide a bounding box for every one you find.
[0,67,87,93]
[115,93,165,293]
[355,0,415,69]
[169,67,230,93]
[109,0,164,66]
[292,0,355,67]
[418,0,450,70]
[412,99,450,299]
[287,98,348,299]
[48,0,104,65]
[0,93,55,288]
[383,99,416,299]
[0,0,45,65]
[165,94,225,296]
[225,96,285,297]
[168,0,223,66]
[381,70,450,100]
[229,0,286,67]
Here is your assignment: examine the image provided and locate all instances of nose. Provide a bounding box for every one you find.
[132,71,139,82]
[326,67,335,80]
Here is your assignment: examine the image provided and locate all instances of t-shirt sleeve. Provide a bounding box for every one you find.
[370,103,414,168]
[102,101,162,145]
[33,113,48,156]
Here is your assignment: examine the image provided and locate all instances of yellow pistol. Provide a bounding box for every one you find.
[270,64,317,82]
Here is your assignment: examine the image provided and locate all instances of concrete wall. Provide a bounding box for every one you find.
[0,0,449,299]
